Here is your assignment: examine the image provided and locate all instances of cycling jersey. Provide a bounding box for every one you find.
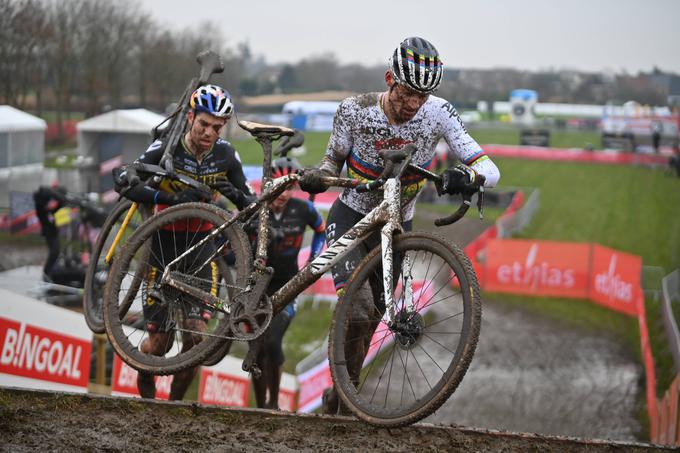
[319,92,500,220]
[246,197,325,292]
[121,137,252,206]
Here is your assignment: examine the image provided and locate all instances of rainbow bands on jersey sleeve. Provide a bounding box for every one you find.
[463,149,489,166]
[346,149,433,201]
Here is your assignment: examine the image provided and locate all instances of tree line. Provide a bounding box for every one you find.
[0,0,245,140]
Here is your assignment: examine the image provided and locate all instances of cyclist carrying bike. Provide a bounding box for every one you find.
[245,157,325,409]
[298,37,501,413]
[114,84,254,400]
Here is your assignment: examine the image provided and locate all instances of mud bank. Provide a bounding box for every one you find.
[0,388,668,452]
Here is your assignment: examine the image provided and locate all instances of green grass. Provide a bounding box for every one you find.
[282,300,334,374]
[494,158,680,271]
[232,127,605,169]
[468,126,601,149]
[232,131,330,166]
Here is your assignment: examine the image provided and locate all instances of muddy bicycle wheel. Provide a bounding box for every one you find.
[328,232,481,427]
[83,199,147,334]
[104,203,251,375]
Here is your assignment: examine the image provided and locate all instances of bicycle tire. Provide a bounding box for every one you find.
[104,203,251,375]
[328,232,481,427]
[83,199,146,334]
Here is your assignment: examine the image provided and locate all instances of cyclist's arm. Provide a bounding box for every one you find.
[113,140,174,204]
[316,99,354,176]
[439,101,500,187]
[305,200,326,260]
[225,149,254,197]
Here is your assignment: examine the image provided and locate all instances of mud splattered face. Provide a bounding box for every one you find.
[384,72,429,123]
[187,110,227,153]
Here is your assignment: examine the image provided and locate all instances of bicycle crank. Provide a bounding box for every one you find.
[228,268,274,341]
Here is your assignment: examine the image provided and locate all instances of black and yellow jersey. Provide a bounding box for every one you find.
[118,137,252,206]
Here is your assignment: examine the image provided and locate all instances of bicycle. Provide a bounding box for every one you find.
[104,120,484,427]
[82,165,237,343]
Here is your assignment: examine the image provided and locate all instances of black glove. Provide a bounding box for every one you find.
[441,164,480,196]
[156,188,211,205]
[299,168,329,194]
[211,177,254,210]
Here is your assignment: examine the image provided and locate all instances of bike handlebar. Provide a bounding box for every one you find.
[313,143,486,227]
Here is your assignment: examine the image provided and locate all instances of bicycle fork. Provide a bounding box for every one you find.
[380,179,414,324]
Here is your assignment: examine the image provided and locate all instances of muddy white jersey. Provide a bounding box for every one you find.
[320,92,499,221]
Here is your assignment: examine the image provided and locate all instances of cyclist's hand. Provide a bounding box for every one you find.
[299,168,329,194]
[170,188,211,205]
[441,164,479,196]
[211,177,253,210]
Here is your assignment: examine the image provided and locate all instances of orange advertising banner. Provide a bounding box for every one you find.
[485,239,591,298]
[588,245,642,317]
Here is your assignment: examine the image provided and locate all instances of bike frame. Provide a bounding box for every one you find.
[161,168,420,327]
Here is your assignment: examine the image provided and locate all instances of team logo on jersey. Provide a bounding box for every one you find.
[441,103,467,132]
[374,137,410,151]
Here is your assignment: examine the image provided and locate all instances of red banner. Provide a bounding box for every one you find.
[0,317,90,388]
[198,368,250,407]
[485,239,591,298]
[110,355,171,400]
[297,360,333,412]
[588,245,642,317]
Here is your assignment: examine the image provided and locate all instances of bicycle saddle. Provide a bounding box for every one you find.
[238,120,295,137]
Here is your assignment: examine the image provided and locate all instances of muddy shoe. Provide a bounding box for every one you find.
[321,388,353,416]
[321,388,338,414]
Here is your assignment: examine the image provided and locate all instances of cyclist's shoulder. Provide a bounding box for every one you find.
[340,92,380,112]
[424,95,455,114]
[137,139,164,164]
[212,138,240,161]
[424,95,467,129]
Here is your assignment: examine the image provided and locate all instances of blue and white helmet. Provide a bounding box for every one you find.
[390,37,443,94]
[189,84,234,118]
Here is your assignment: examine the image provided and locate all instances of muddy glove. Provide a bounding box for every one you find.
[299,168,329,194]
[211,177,254,210]
[441,164,479,196]
[155,188,211,205]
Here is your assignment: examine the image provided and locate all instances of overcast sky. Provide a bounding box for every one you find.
[137,0,680,74]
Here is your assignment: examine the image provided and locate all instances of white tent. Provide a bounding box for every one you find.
[76,109,166,194]
[0,106,46,208]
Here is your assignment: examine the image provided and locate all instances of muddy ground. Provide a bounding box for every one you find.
[0,208,652,448]
[0,388,669,452]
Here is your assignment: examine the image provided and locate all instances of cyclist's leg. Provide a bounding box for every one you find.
[169,246,220,401]
[137,330,174,398]
[324,201,380,414]
[261,308,292,409]
[169,318,206,400]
